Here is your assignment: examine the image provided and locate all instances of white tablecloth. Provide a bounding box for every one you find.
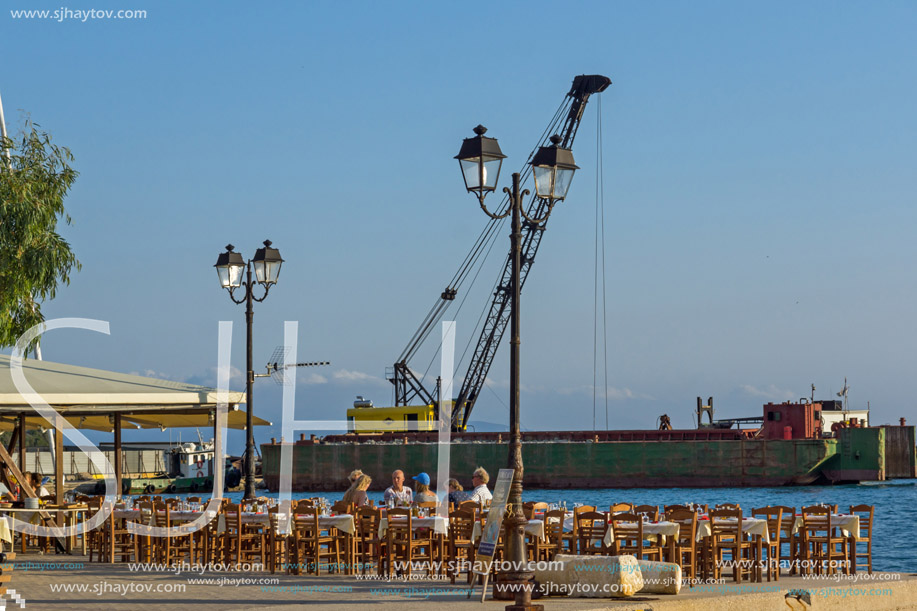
[379,516,448,537]
[0,516,11,548]
[791,514,860,539]
[608,520,680,547]
[471,518,546,542]
[696,517,770,543]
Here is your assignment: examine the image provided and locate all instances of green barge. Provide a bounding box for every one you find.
[261,401,916,491]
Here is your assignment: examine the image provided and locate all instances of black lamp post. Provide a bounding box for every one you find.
[456,126,577,609]
[214,240,284,499]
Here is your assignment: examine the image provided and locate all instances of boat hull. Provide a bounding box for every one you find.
[261,427,901,491]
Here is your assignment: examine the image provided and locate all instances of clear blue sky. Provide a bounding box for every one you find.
[3,1,916,448]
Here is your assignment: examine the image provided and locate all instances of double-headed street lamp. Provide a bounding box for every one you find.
[214,240,284,499]
[456,126,577,609]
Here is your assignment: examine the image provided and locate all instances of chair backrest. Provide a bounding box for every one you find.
[751,506,783,545]
[801,505,832,536]
[576,510,607,548]
[770,505,796,534]
[386,508,413,544]
[575,505,597,513]
[187,496,202,504]
[458,500,482,521]
[849,504,873,539]
[332,500,354,515]
[543,509,565,544]
[448,509,475,542]
[415,501,437,509]
[355,505,381,541]
[610,512,644,544]
[709,508,742,539]
[633,504,659,521]
[663,504,688,513]
[296,498,315,510]
[152,501,171,528]
[610,502,633,514]
[291,505,320,541]
[665,508,697,543]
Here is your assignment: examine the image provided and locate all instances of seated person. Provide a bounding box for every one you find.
[469,467,492,504]
[384,469,413,506]
[412,472,438,503]
[342,474,372,507]
[447,478,472,505]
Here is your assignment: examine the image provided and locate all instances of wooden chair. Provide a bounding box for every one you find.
[610,512,661,561]
[610,502,633,514]
[575,511,609,556]
[849,504,874,574]
[771,505,797,575]
[532,509,565,563]
[154,501,195,565]
[220,503,266,568]
[355,506,383,575]
[801,505,845,576]
[290,506,340,575]
[665,508,698,580]
[633,504,659,521]
[663,504,689,513]
[384,508,433,578]
[708,508,753,582]
[415,501,438,510]
[447,509,476,584]
[101,506,137,563]
[751,507,783,581]
[266,506,289,574]
[562,505,593,554]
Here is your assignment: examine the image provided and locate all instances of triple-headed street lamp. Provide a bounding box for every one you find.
[456,125,577,609]
[214,240,284,499]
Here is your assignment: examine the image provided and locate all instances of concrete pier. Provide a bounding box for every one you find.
[5,553,916,610]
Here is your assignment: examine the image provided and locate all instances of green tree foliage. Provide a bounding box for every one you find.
[0,120,80,352]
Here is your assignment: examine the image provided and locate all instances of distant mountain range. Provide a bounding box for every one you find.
[466,420,509,433]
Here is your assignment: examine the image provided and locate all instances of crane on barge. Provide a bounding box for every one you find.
[377,74,611,432]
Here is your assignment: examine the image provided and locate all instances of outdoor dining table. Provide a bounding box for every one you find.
[0,516,11,551]
[788,513,861,574]
[4,505,89,554]
[695,515,770,582]
[471,518,546,542]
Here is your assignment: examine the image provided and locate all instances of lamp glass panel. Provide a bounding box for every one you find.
[228,264,245,287]
[253,259,267,284]
[482,158,502,189]
[264,260,282,284]
[533,166,556,199]
[216,266,232,288]
[460,159,483,190]
[554,167,575,200]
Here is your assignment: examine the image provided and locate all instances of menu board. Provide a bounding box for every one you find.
[473,468,514,567]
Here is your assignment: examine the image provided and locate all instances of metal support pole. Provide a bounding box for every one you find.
[54,425,64,506]
[114,413,122,498]
[244,263,256,499]
[18,414,26,472]
[502,172,541,611]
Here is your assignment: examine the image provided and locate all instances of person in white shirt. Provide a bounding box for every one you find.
[469,466,492,504]
[383,469,414,506]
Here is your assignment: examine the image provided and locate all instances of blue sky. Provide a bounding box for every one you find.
[2,1,916,448]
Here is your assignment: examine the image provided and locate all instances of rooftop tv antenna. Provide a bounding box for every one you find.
[836,377,850,418]
[256,346,330,385]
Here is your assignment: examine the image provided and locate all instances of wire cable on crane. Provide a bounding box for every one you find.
[592,95,610,431]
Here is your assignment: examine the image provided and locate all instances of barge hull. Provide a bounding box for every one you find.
[260,431,905,491]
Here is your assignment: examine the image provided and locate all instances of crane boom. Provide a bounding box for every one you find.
[388,74,611,430]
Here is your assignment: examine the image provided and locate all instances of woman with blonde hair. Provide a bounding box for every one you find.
[342,473,372,507]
